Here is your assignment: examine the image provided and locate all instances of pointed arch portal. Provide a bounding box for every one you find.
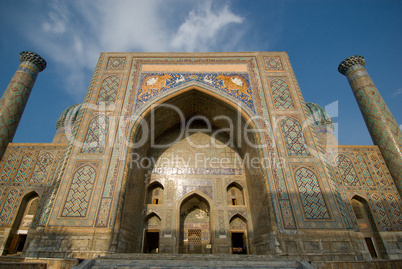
[4,191,39,255]
[179,193,211,254]
[118,88,276,254]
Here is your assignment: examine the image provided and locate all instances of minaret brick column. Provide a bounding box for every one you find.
[338,55,402,196]
[0,51,47,160]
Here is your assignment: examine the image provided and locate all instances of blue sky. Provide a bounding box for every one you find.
[0,0,401,146]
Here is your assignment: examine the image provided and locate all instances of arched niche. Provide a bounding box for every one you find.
[350,195,386,259]
[142,213,161,253]
[227,182,245,206]
[117,88,276,254]
[229,214,248,254]
[4,191,39,255]
[179,193,211,254]
[146,182,164,205]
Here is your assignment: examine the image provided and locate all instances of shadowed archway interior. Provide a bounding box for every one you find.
[117,89,275,254]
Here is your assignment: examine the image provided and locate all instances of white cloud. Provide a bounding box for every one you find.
[171,1,244,51]
[24,0,245,99]
[393,88,402,97]
[41,0,68,34]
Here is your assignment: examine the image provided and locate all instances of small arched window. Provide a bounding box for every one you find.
[227,183,244,206]
[147,182,164,205]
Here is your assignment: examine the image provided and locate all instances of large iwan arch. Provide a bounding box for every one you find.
[115,87,276,254]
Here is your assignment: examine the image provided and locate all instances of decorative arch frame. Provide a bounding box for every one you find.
[177,190,213,215]
[144,212,162,225]
[114,83,279,253]
[127,84,258,140]
[229,213,248,225]
[61,164,97,218]
[226,182,246,206]
[226,181,244,191]
[145,181,164,205]
[2,191,39,255]
[335,153,361,186]
[146,181,164,191]
[176,190,214,252]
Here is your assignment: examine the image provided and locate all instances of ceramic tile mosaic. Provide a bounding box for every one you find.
[1,52,401,259]
[96,75,120,106]
[339,55,402,194]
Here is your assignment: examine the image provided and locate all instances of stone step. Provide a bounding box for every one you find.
[98,253,289,261]
[90,254,302,269]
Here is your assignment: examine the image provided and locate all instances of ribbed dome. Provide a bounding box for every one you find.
[56,104,81,130]
[305,102,334,130]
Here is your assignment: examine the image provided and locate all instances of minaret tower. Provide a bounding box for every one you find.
[338,55,402,196]
[0,51,47,160]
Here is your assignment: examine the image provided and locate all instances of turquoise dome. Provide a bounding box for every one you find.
[56,104,81,129]
[305,102,334,130]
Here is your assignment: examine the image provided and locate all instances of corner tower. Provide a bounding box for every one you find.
[0,51,46,160]
[338,55,402,196]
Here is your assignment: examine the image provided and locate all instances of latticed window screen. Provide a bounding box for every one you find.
[188,229,202,253]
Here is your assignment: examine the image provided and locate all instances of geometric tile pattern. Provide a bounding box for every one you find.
[279,199,297,229]
[144,215,161,230]
[385,194,402,229]
[61,165,96,217]
[269,78,295,109]
[229,216,246,229]
[95,198,112,227]
[0,151,19,182]
[340,57,402,192]
[165,210,173,235]
[29,152,55,184]
[294,167,330,219]
[135,73,255,112]
[106,57,126,70]
[371,193,392,230]
[355,154,375,186]
[95,146,121,228]
[0,63,37,160]
[280,117,310,156]
[326,145,402,232]
[0,144,66,230]
[81,115,109,154]
[326,166,355,229]
[0,189,19,224]
[263,56,283,71]
[13,152,34,183]
[217,210,225,237]
[368,154,388,186]
[96,75,120,106]
[336,154,360,186]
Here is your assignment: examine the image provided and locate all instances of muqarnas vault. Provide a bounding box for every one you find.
[0,51,401,262]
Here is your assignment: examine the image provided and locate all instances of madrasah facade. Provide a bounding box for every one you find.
[0,51,401,263]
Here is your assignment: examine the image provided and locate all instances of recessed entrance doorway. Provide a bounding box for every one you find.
[231,232,246,254]
[143,231,159,253]
[180,194,211,254]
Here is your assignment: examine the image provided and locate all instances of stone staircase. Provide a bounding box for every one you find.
[87,254,307,269]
